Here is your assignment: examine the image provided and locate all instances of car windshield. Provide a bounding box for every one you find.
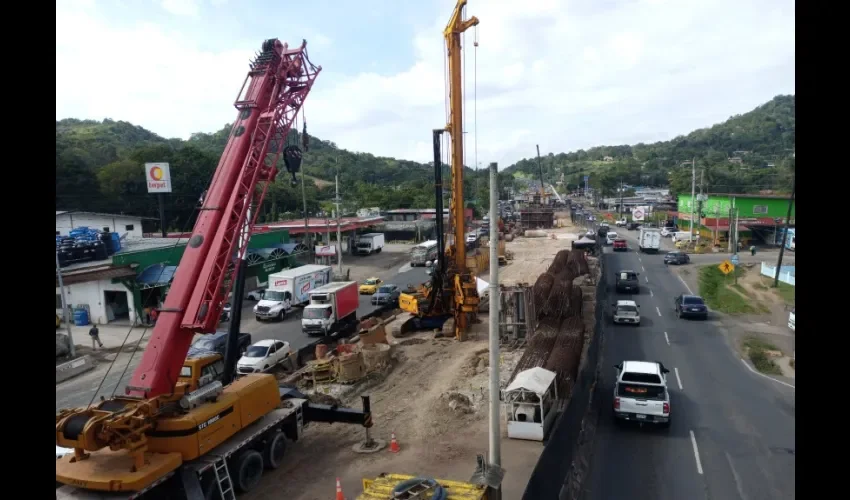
[608,233,617,238]
[245,346,269,358]
[264,290,286,301]
[364,279,378,285]
[619,272,636,280]
[377,286,394,293]
[303,306,331,319]
[618,383,666,400]
[617,305,638,313]
[683,296,705,305]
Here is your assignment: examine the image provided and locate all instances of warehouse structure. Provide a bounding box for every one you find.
[56,229,301,325]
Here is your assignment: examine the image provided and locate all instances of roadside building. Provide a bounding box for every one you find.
[56,211,155,239]
[677,193,795,247]
[56,229,301,325]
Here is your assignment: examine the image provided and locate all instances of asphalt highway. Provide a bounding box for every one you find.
[581,230,795,500]
[55,264,429,411]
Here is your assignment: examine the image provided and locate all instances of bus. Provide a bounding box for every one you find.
[410,240,439,266]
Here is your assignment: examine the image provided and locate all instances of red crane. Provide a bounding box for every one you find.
[127,39,321,399]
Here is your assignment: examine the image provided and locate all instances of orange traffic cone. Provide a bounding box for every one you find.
[335,477,345,500]
[389,432,400,453]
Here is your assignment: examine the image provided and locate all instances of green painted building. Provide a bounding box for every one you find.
[677,193,796,221]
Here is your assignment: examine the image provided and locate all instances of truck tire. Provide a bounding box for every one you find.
[277,309,286,321]
[232,449,264,493]
[256,316,262,322]
[376,247,382,253]
[263,430,287,469]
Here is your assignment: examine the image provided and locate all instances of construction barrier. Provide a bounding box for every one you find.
[522,252,606,500]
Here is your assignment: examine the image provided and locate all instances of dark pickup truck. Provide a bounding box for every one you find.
[615,270,640,293]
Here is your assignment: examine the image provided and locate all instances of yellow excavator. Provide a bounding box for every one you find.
[394,0,481,341]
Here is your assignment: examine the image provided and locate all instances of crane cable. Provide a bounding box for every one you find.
[473,24,479,188]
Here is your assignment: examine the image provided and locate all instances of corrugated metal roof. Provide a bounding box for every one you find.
[57,266,136,286]
[136,264,177,286]
[55,210,159,220]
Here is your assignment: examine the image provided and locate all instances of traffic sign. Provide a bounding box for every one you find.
[632,208,645,221]
[718,260,735,275]
[730,254,740,265]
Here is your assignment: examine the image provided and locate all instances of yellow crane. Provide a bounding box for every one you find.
[395,0,480,341]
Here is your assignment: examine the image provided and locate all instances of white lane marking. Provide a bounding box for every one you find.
[641,265,646,272]
[677,274,693,294]
[674,367,683,390]
[638,256,642,262]
[725,452,750,500]
[739,358,796,389]
[664,331,670,345]
[645,276,649,283]
[690,430,704,475]
[649,289,654,297]
[656,306,662,317]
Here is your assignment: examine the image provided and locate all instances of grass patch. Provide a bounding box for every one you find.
[742,337,782,375]
[758,276,795,304]
[698,266,757,314]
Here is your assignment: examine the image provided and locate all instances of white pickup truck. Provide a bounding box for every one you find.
[615,218,627,227]
[613,360,671,428]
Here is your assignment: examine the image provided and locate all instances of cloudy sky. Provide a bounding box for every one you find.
[56,0,795,167]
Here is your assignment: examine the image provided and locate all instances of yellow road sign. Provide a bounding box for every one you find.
[718,260,735,275]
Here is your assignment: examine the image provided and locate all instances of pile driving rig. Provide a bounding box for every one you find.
[56,39,372,499]
[396,0,480,341]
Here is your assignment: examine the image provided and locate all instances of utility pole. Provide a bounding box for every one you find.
[773,176,796,288]
[689,158,696,237]
[56,251,75,358]
[535,145,545,205]
[334,173,343,276]
[487,161,502,500]
[619,178,624,216]
[300,168,311,260]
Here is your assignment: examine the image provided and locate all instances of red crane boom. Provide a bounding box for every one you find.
[127,39,321,399]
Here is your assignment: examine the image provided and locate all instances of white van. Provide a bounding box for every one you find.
[672,231,696,243]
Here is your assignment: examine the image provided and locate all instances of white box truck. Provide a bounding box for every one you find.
[301,281,360,337]
[253,265,331,321]
[638,227,661,253]
[355,233,385,255]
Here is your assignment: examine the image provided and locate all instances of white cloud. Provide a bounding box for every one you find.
[160,0,201,17]
[56,0,795,167]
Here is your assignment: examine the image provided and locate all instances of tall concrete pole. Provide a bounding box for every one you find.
[335,173,343,275]
[689,158,696,236]
[56,250,75,358]
[488,162,502,499]
[773,176,795,287]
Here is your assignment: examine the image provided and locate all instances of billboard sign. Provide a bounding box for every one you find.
[145,163,172,193]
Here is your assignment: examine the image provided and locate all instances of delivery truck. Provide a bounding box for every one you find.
[355,233,385,255]
[638,227,661,253]
[254,265,331,321]
[301,281,359,337]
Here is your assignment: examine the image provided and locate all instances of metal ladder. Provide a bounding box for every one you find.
[392,478,437,499]
[212,457,236,500]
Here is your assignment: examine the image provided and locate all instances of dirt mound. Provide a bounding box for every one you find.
[307,393,342,407]
[400,338,428,346]
[444,392,475,414]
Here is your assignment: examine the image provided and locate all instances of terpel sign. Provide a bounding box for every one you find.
[145,162,172,194]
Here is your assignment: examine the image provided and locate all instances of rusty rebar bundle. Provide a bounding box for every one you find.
[547,249,571,275]
[532,272,556,312]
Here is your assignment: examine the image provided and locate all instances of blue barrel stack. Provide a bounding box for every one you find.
[56,226,122,267]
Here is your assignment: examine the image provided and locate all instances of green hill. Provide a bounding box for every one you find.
[503,95,795,197]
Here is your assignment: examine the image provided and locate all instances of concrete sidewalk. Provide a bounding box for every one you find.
[58,322,151,351]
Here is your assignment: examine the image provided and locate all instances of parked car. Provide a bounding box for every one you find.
[660,226,676,237]
[613,239,628,252]
[187,330,252,358]
[664,251,690,265]
[613,360,671,428]
[615,218,627,227]
[674,294,708,320]
[626,222,641,230]
[616,270,640,293]
[359,277,383,295]
[372,284,401,306]
[236,339,293,375]
[605,232,619,245]
[612,300,641,325]
[246,289,265,301]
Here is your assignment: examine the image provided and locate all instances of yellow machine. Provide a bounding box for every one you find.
[359,473,487,500]
[397,0,480,341]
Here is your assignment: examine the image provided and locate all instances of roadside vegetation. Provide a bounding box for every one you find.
[742,337,782,375]
[698,265,763,314]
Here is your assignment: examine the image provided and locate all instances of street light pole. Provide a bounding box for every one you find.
[689,158,695,237]
[56,251,75,358]
[774,176,796,288]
